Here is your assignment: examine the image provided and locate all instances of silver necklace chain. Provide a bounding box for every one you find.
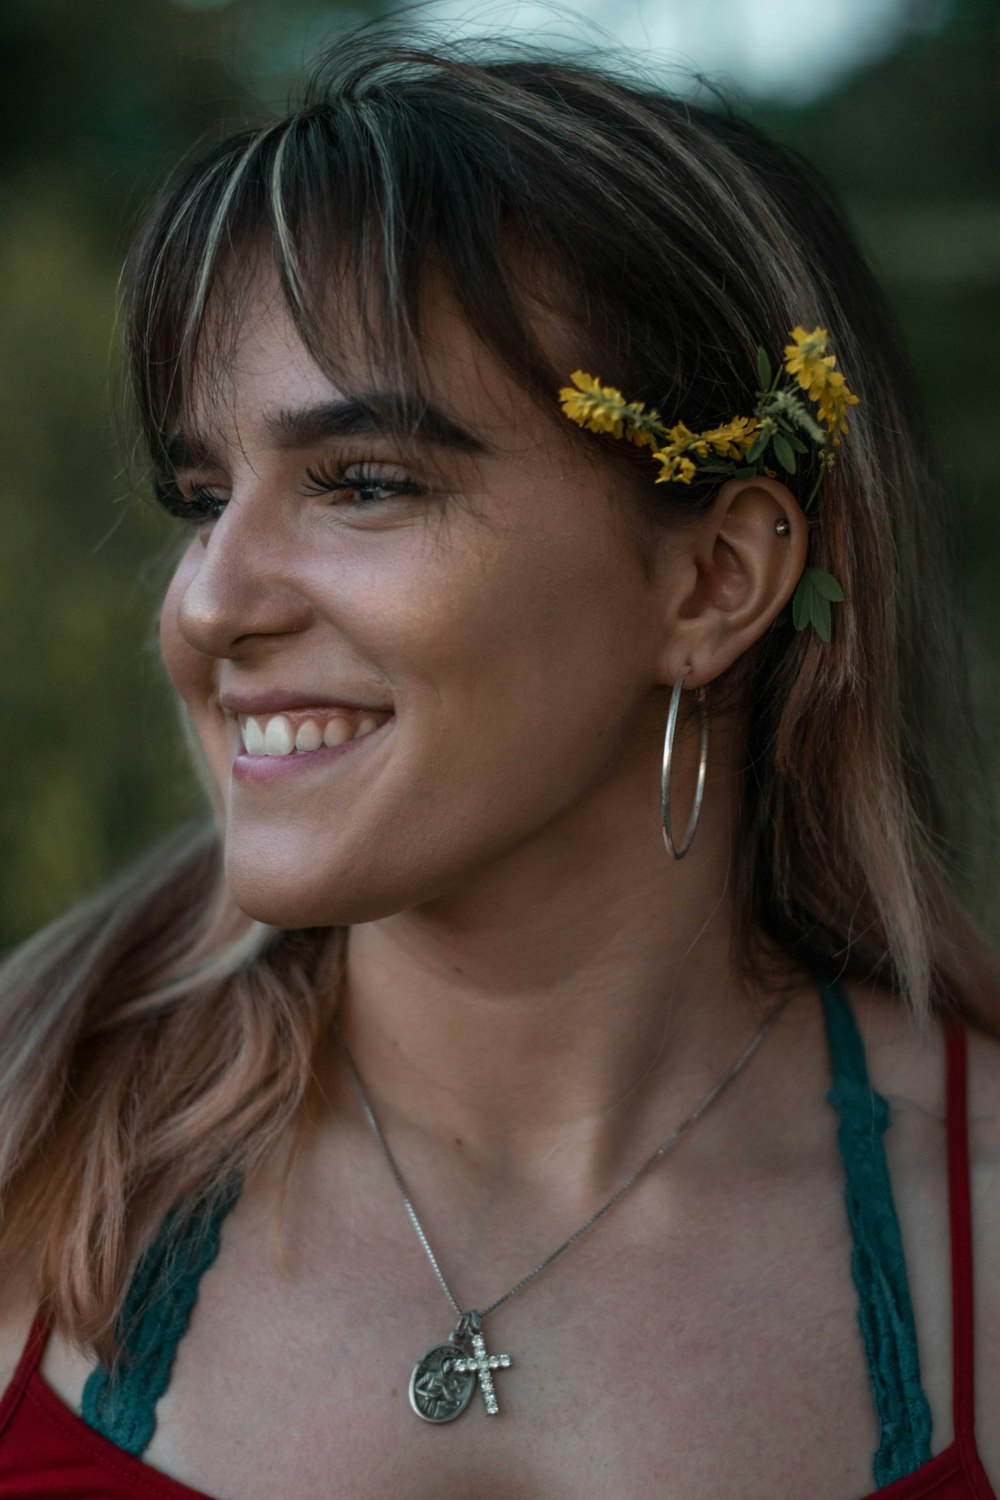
[337,993,790,1326]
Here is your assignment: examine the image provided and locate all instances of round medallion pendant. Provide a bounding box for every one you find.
[409,1341,476,1423]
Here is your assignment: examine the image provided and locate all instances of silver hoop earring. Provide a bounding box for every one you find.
[661,669,709,860]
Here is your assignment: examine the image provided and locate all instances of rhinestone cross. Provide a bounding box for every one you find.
[452,1331,512,1416]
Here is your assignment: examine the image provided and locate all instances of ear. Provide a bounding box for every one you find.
[654,476,808,688]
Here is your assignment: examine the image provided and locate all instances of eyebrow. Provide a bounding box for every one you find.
[165,393,488,471]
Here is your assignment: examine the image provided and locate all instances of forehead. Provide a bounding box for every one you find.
[176,259,566,464]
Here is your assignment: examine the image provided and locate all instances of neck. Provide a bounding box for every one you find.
[326,731,804,1213]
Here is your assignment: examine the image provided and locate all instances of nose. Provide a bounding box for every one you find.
[174,491,314,660]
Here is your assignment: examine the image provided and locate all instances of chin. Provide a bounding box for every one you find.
[223,852,410,929]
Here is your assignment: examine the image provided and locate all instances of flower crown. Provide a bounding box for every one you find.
[559,326,859,642]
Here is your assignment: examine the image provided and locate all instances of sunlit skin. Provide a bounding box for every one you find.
[158,265,815,1209]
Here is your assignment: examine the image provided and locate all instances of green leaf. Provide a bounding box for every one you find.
[791,578,811,631]
[791,572,840,642]
[804,567,845,602]
[732,465,757,478]
[792,577,826,637]
[811,594,832,642]
[756,346,773,390]
[747,430,770,463]
[772,432,796,473]
[781,430,809,453]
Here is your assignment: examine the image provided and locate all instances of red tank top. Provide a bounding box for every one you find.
[0,1016,994,1499]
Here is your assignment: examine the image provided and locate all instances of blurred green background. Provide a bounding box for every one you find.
[1,0,998,950]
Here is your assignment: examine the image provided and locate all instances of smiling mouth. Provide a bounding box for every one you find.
[237,706,393,758]
[231,708,394,784]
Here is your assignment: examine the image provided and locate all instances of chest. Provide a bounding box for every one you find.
[44,1166,918,1500]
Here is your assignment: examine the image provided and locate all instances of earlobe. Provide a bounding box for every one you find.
[658,476,807,687]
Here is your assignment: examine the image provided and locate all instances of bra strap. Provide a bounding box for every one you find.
[945,1015,976,1445]
[818,973,933,1486]
[81,1174,243,1457]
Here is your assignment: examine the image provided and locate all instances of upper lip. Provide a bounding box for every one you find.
[219,690,394,717]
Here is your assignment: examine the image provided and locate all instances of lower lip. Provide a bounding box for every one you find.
[232,719,393,784]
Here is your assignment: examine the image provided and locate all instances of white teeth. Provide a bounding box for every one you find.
[294,719,323,752]
[238,710,387,757]
[242,717,266,755]
[322,716,353,748]
[263,716,295,756]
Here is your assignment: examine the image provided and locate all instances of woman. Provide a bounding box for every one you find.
[0,25,997,1499]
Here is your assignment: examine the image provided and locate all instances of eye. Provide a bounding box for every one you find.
[154,478,229,525]
[152,459,427,526]
[301,460,426,507]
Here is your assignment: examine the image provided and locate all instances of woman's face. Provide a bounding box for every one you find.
[159,267,679,926]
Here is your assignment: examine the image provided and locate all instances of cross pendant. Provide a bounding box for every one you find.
[409,1312,514,1423]
[452,1329,512,1416]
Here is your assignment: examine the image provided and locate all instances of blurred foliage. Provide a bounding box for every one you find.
[1,0,998,949]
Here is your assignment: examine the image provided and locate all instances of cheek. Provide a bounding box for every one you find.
[418,521,643,716]
[369,512,651,831]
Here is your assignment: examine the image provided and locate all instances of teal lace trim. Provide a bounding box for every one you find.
[818,973,933,1485]
[81,1175,243,1456]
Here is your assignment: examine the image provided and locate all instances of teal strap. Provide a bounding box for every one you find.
[81,1175,243,1457]
[818,973,933,1485]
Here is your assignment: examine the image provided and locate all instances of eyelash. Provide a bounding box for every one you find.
[154,461,426,525]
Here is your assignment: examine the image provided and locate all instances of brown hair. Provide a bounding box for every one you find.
[1,26,997,1360]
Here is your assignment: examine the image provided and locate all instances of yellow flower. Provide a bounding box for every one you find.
[560,325,860,495]
[783,327,859,440]
[700,415,760,459]
[558,372,627,437]
[652,450,697,484]
[815,369,861,441]
[650,416,759,479]
[783,326,832,392]
[558,371,657,449]
[663,420,705,455]
[650,421,702,481]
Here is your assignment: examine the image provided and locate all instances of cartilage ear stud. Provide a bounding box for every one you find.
[774,517,790,535]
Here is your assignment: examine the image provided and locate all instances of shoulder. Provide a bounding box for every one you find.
[840,975,1000,1141]
[0,1259,42,1402]
[838,975,1000,1187]
[844,977,1000,1469]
